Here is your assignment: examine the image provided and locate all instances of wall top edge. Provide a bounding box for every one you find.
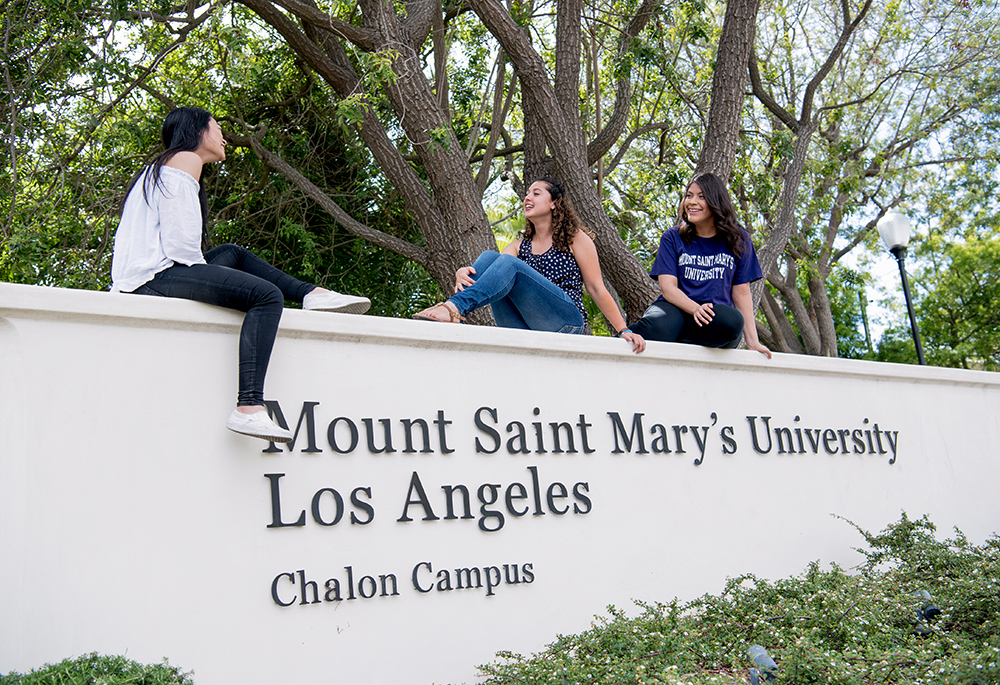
[2,281,996,387]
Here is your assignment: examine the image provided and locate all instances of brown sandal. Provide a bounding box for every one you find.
[412,301,465,323]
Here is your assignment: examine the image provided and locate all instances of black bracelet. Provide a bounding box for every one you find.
[615,327,631,338]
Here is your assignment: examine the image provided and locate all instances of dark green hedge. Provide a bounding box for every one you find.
[1,653,192,685]
[478,514,1000,685]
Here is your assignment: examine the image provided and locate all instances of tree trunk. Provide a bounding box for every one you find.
[696,0,761,182]
[468,0,658,318]
[760,287,805,354]
[240,0,664,315]
[238,0,495,293]
[751,116,818,314]
[807,273,839,357]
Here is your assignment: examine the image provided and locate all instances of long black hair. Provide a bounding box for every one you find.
[120,106,213,252]
[678,172,751,258]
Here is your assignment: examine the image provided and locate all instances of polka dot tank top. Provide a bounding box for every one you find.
[518,238,586,318]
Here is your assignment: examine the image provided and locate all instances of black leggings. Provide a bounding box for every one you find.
[629,299,744,349]
[131,244,314,406]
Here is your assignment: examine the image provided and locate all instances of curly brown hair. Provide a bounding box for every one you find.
[520,177,591,252]
[677,172,751,258]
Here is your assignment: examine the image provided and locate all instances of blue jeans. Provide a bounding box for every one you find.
[129,244,314,405]
[629,299,743,348]
[448,250,586,334]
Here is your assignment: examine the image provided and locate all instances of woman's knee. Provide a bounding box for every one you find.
[472,252,520,281]
[248,281,284,313]
[472,250,502,273]
[204,243,244,266]
[489,252,520,268]
[493,253,529,279]
[714,305,744,335]
[630,300,684,342]
[705,305,743,347]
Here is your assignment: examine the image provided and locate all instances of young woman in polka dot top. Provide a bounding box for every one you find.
[413,177,645,354]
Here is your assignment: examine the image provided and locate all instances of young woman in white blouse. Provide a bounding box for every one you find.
[111,106,371,442]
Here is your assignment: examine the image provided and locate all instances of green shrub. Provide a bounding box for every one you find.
[0,653,193,685]
[478,514,1000,685]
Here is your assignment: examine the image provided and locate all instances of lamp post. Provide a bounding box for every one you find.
[877,210,925,365]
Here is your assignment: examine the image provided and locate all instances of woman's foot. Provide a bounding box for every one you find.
[412,301,465,323]
[303,288,371,314]
[226,407,293,443]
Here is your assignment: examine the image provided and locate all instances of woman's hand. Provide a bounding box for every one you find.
[692,302,715,327]
[658,275,707,327]
[569,233,645,354]
[731,282,772,360]
[454,266,476,293]
[621,329,646,354]
[746,339,773,359]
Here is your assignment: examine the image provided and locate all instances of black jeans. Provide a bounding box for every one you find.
[131,244,314,405]
[629,299,744,349]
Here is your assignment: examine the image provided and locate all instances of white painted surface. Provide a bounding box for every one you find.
[1,281,998,684]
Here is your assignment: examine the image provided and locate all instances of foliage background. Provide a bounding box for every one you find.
[0,653,193,685]
[477,514,1000,685]
[2,0,999,363]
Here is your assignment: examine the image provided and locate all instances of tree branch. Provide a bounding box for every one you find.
[475,58,518,193]
[800,0,874,122]
[748,47,798,132]
[231,131,430,265]
[603,121,673,175]
[401,0,437,51]
[555,0,582,125]
[51,29,198,175]
[586,0,660,164]
[237,0,442,230]
[269,0,376,50]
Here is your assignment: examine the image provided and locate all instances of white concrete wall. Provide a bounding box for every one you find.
[1,281,998,684]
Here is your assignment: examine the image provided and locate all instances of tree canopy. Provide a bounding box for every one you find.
[2,0,998,360]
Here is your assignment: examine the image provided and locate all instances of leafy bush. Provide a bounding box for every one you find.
[0,653,192,685]
[478,514,1000,685]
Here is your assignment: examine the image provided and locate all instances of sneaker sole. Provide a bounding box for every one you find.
[227,425,293,443]
[305,301,371,315]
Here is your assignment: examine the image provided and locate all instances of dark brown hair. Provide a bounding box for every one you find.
[520,177,590,252]
[678,172,751,258]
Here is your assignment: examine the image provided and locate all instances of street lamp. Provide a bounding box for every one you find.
[877,210,925,365]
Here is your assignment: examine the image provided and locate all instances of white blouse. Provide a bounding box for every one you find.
[111,165,206,293]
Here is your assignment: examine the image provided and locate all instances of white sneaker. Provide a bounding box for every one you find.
[303,290,371,314]
[226,408,293,443]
